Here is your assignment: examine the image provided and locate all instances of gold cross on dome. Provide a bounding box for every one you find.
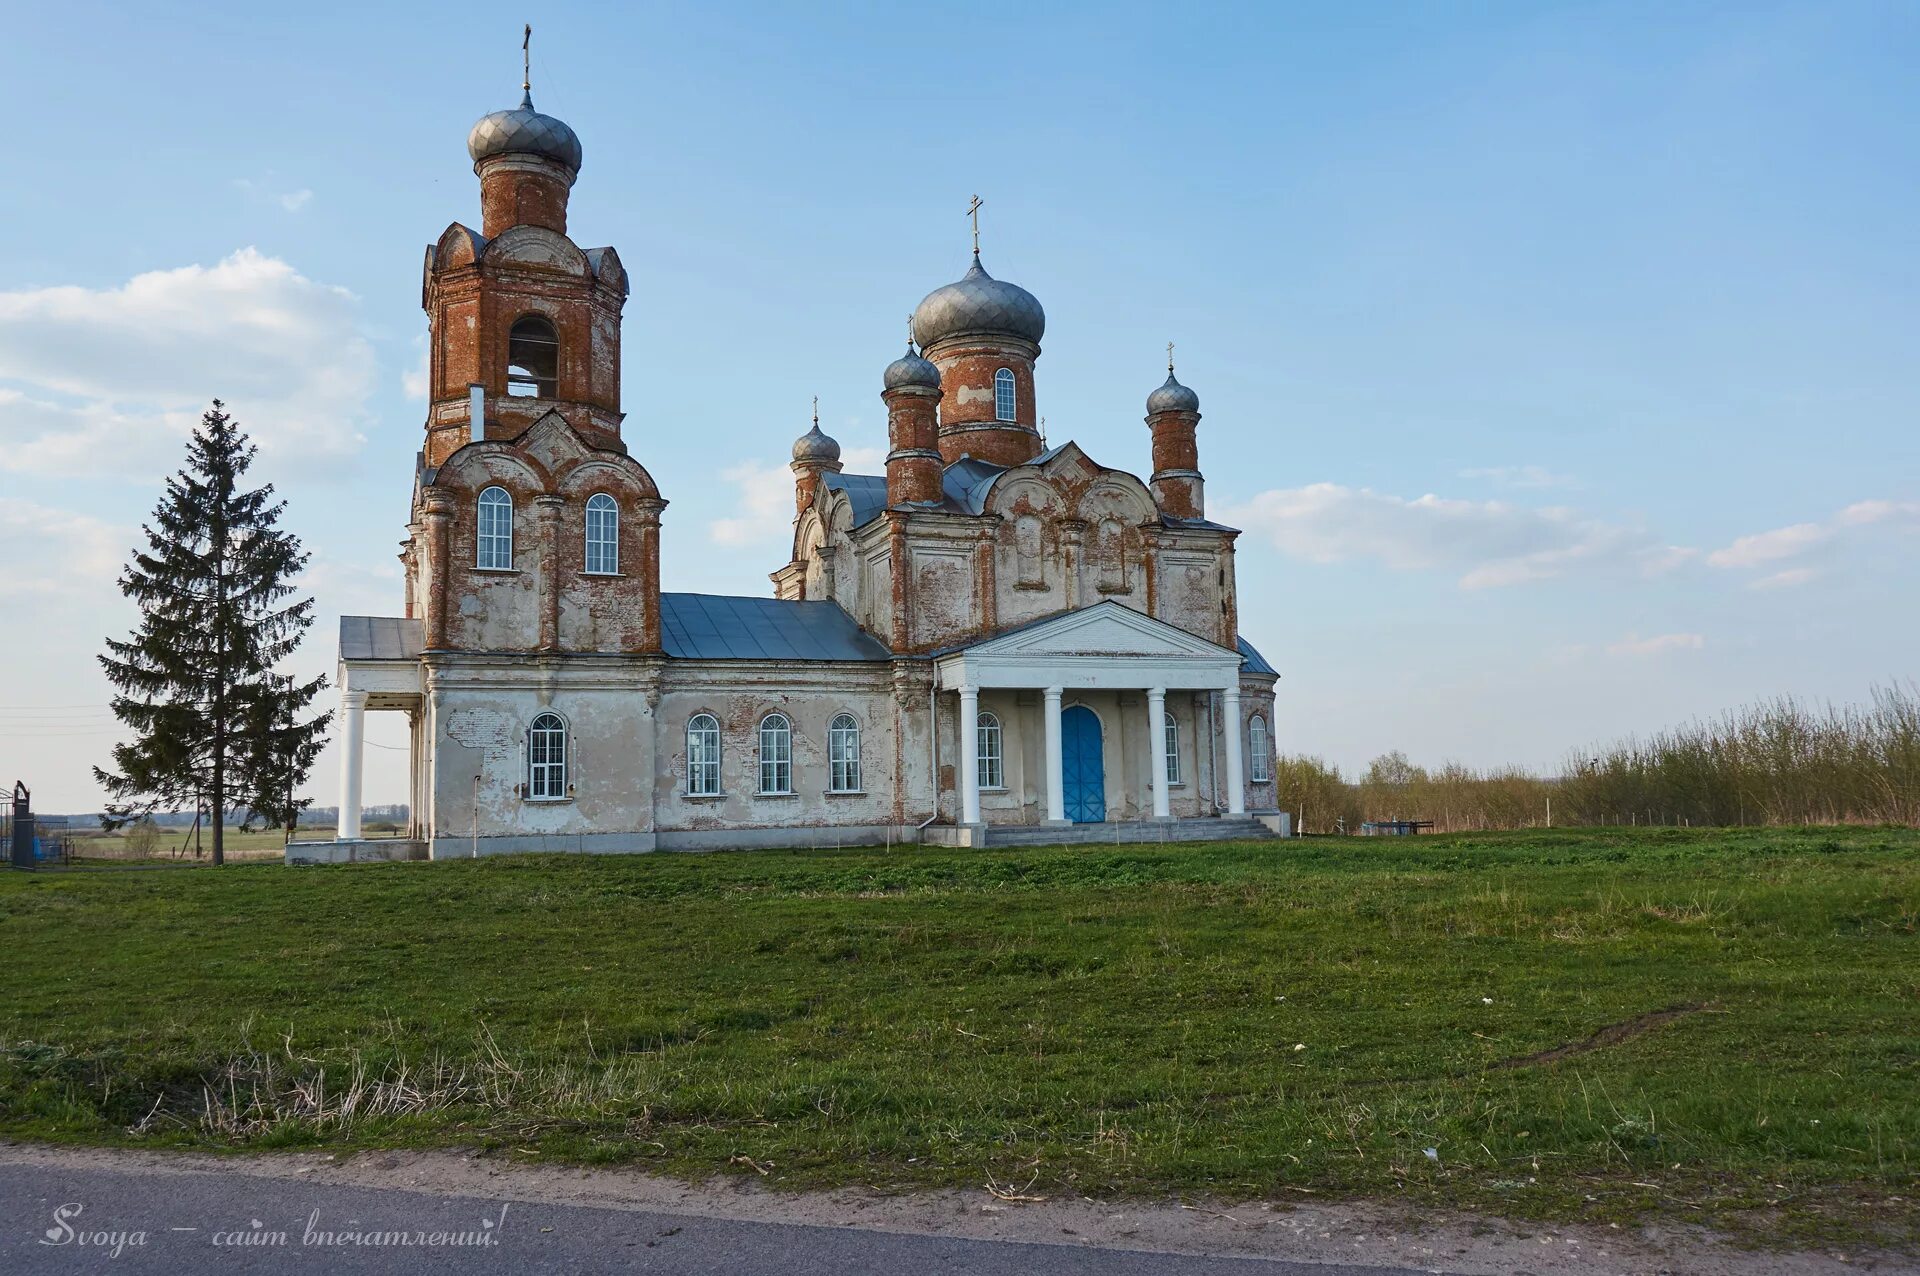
[967,194,983,255]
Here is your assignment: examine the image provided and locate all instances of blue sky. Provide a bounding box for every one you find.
[3,1,1916,811]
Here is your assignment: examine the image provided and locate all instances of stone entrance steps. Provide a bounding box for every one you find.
[981,817,1279,847]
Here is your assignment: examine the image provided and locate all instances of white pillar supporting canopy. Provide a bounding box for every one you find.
[1043,686,1066,824]
[1147,686,1171,819]
[338,689,369,840]
[958,685,982,827]
[1221,684,1246,815]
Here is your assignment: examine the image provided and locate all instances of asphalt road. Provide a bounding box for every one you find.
[3,1160,1422,1275]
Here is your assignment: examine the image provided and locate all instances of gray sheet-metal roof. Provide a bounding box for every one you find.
[827,450,1242,537]
[660,593,891,662]
[822,471,890,528]
[1237,636,1277,676]
[941,457,1005,514]
[340,616,424,662]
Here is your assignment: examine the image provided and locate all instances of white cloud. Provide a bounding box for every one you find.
[0,248,374,478]
[1706,500,1920,578]
[0,498,127,597]
[710,444,885,549]
[1836,499,1920,528]
[1457,464,1572,490]
[1706,521,1828,568]
[1222,482,1684,590]
[1750,566,1819,590]
[401,336,430,401]
[233,176,313,213]
[1607,632,1705,657]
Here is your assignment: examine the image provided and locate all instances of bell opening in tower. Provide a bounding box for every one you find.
[507,315,559,398]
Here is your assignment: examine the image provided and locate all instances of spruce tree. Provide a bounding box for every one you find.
[95,401,331,864]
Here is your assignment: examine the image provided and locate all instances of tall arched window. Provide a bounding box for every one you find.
[686,713,721,796]
[977,712,1003,789]
[528,712,568,799]
[476,486,513,569]
[1164,711,1182,785]
[829,713,861,792]
[1249,714,1271,782]
[993,368,1016,422]
[758,713,793,794]
[507,315,559,398]
[584,493,619,574]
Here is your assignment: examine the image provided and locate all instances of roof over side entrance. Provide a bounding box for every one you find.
[339,616,424,661]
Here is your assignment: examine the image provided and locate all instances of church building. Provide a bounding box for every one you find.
[318,77,1282,859]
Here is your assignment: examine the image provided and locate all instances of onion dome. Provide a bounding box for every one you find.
[467,90,584,173]
[883,342,941,392]
[1147,369,1200,414]
[792,421,841,464]
[912,254,1046,349]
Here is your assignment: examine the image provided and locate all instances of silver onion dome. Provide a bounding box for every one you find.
[467,91,584,172]
[883,343,941,391]
[1147,370,1200,414]
[912,254,1046,349]
[792,422,841,464]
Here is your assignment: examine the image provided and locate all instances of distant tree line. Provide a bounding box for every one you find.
[62,805,411,827]
[1276,683,1920,833]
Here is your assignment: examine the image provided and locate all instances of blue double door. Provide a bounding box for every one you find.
[1060,705,1106,823]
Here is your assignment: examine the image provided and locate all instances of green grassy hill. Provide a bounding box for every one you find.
[1,826,1913,1245]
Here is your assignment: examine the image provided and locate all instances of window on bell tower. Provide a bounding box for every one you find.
[993,368,1016,422]
[507,315,559,398]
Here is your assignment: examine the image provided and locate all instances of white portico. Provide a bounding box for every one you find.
[934,602,1255,836]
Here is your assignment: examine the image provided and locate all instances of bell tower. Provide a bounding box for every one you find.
[419,43,629,467]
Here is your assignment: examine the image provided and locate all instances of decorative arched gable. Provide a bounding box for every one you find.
[481,225,593,276]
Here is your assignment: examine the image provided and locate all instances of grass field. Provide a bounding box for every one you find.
[0,827,1914,1245]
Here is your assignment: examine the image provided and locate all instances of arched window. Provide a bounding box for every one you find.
[993,368,1016,422]
[584,493,619,574]
[1164,711,1182,785]
[476,486,513,569]
[758,713,793,794]
[528,712,568,799]
[1249,714,1271,782]
[977,712,1003,789]
[686,713,721,796]
[507,314,559,398]
[829,713,861,792]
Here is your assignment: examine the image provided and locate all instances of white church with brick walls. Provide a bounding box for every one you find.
[299,77,1284,862]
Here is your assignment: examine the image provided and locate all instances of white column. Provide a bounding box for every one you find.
[1147,686,1171,819]
[338,689,368,840]
[1221,685,1246,815]
[1043,686,1066,824]
[958,685,982,826]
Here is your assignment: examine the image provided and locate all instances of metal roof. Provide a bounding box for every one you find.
[1237,636,1277,676]
[821,472,891,527]
[912,254,1047,348]
[827,450,1240,538]
[941,457,1005,514]
[339,616,424,662]
[659,593,890,662]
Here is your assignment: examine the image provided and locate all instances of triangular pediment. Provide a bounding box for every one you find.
[1038,440,1097,484]
[520,410,590,471]
[967,602,1235,661]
